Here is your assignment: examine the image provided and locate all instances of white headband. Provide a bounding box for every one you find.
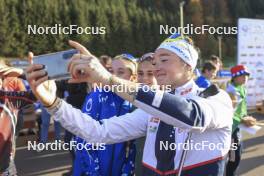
[157,34,198,69]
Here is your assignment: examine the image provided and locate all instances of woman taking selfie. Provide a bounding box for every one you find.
[26,33,233,176]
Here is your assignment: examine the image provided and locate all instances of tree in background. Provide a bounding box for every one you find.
[0,0,263,64]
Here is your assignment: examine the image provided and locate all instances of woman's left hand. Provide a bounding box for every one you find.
[67,40,112,85]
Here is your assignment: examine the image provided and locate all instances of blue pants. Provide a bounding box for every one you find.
[40,106,61,143]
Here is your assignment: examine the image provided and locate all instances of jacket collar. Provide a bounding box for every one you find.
[174,79,201,97]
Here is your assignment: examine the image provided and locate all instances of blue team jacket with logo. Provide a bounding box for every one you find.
[73,89,136,176]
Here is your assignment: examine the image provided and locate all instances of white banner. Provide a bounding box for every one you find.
[238,18,264,108]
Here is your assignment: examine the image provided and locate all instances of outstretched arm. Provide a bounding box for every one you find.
[66,41,233,131]
[47,100,148,144]
[26,41,233,133]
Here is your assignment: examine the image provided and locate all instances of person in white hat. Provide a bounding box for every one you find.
[0,61,25,91]
[0,60,23,78]
[26,33,233,176]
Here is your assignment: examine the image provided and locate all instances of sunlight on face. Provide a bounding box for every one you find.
[153,48,191,88]
[137,60,157,86]
[111,59,134,81]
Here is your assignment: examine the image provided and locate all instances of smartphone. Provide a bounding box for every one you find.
[33,49,79,80]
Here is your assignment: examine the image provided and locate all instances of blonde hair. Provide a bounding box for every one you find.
[113,55,137,75]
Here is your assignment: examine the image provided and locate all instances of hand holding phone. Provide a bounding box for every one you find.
[33,49,79,80]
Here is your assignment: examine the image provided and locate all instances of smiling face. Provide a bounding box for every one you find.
[153,48,192,89]
[111,59,136,81]
[137,60,157,86]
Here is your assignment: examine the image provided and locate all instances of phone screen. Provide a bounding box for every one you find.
[33,49,78,80]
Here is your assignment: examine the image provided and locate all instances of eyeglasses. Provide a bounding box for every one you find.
[138,52,154,63]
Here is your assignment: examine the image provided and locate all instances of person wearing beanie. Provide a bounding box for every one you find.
[225,65,256,176]
[26,34,233,176]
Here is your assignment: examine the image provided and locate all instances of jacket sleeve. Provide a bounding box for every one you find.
[134,88,233,132]
[49,100,148,144]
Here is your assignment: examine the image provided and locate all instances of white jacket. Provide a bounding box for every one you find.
[48,80,233,175]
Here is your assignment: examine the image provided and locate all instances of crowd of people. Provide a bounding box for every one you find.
[0,33,259,176]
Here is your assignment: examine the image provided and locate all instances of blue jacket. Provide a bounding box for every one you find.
[73,89,136,176]
[195,75,211,88]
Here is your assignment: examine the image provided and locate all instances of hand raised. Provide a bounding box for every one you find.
[26,52,57,106]
[67,41,112,85]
